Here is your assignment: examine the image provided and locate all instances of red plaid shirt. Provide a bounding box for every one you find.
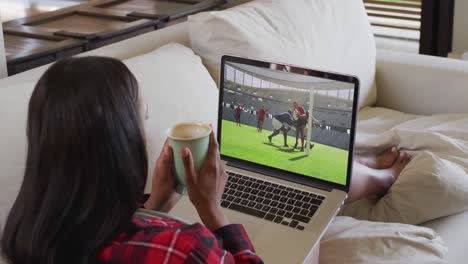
[97,213,263,263]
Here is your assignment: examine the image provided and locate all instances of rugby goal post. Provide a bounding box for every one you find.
[306,87,314,156]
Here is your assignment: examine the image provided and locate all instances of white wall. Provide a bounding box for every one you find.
[453,0,468,55]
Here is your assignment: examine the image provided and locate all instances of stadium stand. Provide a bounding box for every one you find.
[222,86,352,151]
[222,85,353,128]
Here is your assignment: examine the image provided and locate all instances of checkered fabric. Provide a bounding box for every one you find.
[97,214,264,263]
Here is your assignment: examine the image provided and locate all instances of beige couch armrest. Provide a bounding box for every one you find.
[375,49,468,115]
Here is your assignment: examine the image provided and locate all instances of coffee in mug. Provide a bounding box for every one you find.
[167,123,211,194]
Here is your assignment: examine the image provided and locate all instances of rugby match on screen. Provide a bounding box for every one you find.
[220,62,355,185]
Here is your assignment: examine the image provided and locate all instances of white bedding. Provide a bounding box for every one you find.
[346,107,468,264]
[355,107,468,156]
[320,216,447,264]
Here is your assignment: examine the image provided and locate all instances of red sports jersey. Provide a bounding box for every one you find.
[235,106,241,114]
[297,106,305,115]
[258,108,266,120]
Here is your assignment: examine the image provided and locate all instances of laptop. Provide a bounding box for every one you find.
[170,55,359,263]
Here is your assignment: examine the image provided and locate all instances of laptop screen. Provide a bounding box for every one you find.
[219,57,358,187]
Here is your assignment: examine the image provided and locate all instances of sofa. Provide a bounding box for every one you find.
[0,13,7,78]
[1,0,467,263]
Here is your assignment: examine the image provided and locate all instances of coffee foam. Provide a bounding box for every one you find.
[170,123,211,139]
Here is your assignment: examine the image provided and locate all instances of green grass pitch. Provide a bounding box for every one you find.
[220,120,349,185]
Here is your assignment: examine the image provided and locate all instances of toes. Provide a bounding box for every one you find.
[398,153,406,164]
[405,153,413,163]
[383,145,398,156]
[399,152,412,164]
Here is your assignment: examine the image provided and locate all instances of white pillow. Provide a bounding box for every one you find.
[123,43,219,192]
[188,0,377,109]
[341,151,468,225]
[0,83,35,228]
[321,216,447,264]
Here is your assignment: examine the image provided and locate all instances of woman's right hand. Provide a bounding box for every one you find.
[181,130,229,231]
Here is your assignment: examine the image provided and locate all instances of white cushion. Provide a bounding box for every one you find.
[188,0,377,109]
[321,216,448,264]
[375,49,468,115]
[123,43,219,191]
[422,210,468,264]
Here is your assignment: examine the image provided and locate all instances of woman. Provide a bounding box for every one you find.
[1,57,263,264]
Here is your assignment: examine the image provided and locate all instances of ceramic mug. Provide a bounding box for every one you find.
[167,122,211,194]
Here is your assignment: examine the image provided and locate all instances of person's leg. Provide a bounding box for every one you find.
[355,146,399,169]
[270,119,281,142]
[294,127,299,148]
[282,129,289,147]
[347,152,412,203]
[300,126,305,151]
[269,129,280,143]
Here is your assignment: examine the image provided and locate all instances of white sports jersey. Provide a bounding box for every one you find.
[293,109,300,121]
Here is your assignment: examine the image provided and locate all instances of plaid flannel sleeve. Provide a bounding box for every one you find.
[213,224,263,264]
[184,223,263,264]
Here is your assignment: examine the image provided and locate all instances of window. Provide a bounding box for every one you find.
[364,0,455,57]
[364,0,422,53]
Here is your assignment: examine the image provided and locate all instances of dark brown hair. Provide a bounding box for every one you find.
[1,57,148,264]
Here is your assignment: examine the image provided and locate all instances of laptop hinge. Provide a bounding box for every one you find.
[226,161,333,192]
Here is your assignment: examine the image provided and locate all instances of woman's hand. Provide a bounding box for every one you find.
[182,130,229,230]
[144,140,181,213]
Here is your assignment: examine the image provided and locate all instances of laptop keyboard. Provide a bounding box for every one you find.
[221,171,325,231]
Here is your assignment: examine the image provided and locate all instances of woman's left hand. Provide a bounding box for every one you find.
[144,139,181,212]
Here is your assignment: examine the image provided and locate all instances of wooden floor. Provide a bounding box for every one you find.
[0,0,89,22]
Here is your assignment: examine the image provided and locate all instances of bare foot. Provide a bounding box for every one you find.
[387,152,412,180]
[373,152,412,196]
[356,146,399,169]
[347,153,413,203]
